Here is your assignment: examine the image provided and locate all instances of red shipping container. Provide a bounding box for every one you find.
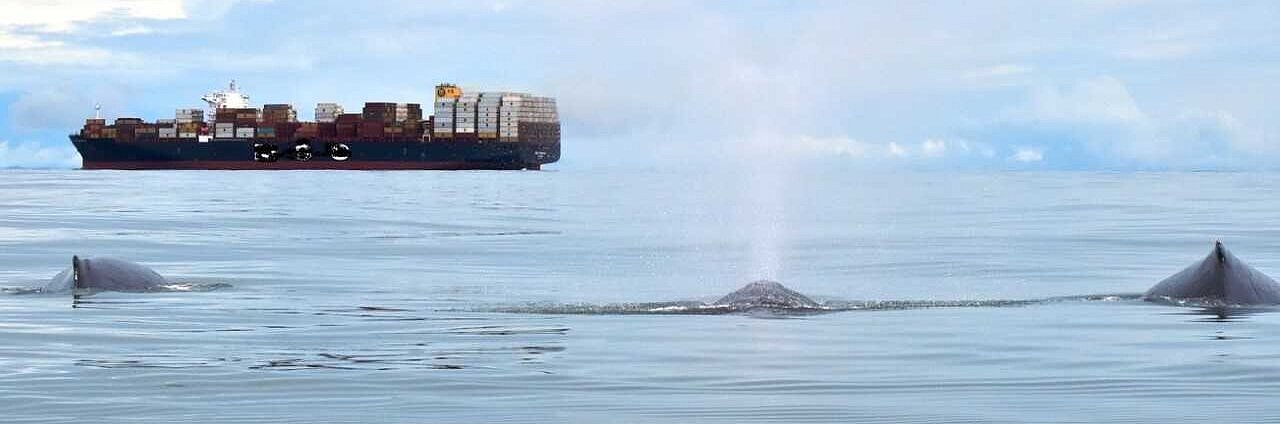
[359,121,384,138]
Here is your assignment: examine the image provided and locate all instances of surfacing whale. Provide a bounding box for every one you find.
[714,280,824,311]
[46,256,170,293]
[1144,241,1280,306]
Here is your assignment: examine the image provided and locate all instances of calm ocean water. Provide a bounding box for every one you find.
[3,169,1280,423]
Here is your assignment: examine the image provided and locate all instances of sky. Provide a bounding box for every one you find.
[0,0,1277,170]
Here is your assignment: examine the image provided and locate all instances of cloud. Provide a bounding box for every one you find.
[0,31,62,49]
[969,75,1278,169]
[0,0,186,33]
[887,142,907,157]
[963,64,1033,81]
[110,25,153,37]
[921,139,946,158]
[8,89,86,130]
[1010,148,1044,163]
[0,140,80,169]
[1023,76,1147,125]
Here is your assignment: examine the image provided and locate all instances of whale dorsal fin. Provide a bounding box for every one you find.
[71,255,83,307]
[72,255,83,291]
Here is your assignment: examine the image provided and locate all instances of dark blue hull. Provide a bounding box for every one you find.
[70,137,559,170]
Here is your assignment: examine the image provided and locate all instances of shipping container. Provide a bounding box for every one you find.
[359,121,385,138]
[235,127,255,138]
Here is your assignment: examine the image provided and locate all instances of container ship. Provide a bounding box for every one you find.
[70,82,560,170]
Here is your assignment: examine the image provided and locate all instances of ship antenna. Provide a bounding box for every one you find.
[230,79,237,92]
[94,103,101,119]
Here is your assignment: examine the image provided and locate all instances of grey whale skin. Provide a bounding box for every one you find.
[46,256,168,292]
[1144,241,1280,305]
[713,280,824,311]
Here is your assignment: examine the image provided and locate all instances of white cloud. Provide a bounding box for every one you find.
[1025,76,1147,124]
[921,138,946,158]
[888,142,907,157]
[0,0,183,67]
[1,46,120,65]
[110,25,153,36]
[964,64,1032,81]
[0,31,62,49]
[0,0,186,33]
[1010,148,1044,163]
[0,140,81,169]
[793,135,874,158]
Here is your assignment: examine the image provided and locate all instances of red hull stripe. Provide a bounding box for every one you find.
[80,161,539,170]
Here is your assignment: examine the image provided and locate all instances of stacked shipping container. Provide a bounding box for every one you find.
[477,93,501,139]
[428,88,559,142]
[79,83,556,146]
[173,109,204,138]
[262,104,297,124]
[433,98,455,138]
[314,103,343,123]
[455,94,477,135]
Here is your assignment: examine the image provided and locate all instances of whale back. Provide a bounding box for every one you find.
[1144,242,1280,305]
[46,256,168,293]
[715,280,822,310]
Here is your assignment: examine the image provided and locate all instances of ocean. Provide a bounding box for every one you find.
[2,169,1280,423]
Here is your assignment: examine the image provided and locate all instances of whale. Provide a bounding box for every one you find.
[713,280,825,311]
[45,256,170,293]
[1143,241,1280,306]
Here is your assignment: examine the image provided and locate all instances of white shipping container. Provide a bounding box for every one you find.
[175,108,204,120]
[235,128,255,138]
[215,122,234,129]
[179,132,197,138]
[158,128,177,138]
[215,130,234,138]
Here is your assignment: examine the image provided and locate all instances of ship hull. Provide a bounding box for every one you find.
[70,137,559,170]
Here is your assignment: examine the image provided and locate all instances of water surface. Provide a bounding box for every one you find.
[3,169,1280,423]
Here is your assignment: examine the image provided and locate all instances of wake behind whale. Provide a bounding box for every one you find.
[485,280,1088,316]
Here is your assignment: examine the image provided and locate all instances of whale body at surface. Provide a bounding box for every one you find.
[713,280,824,311]
[1144,241,1280,306]
[46,256,169,293]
